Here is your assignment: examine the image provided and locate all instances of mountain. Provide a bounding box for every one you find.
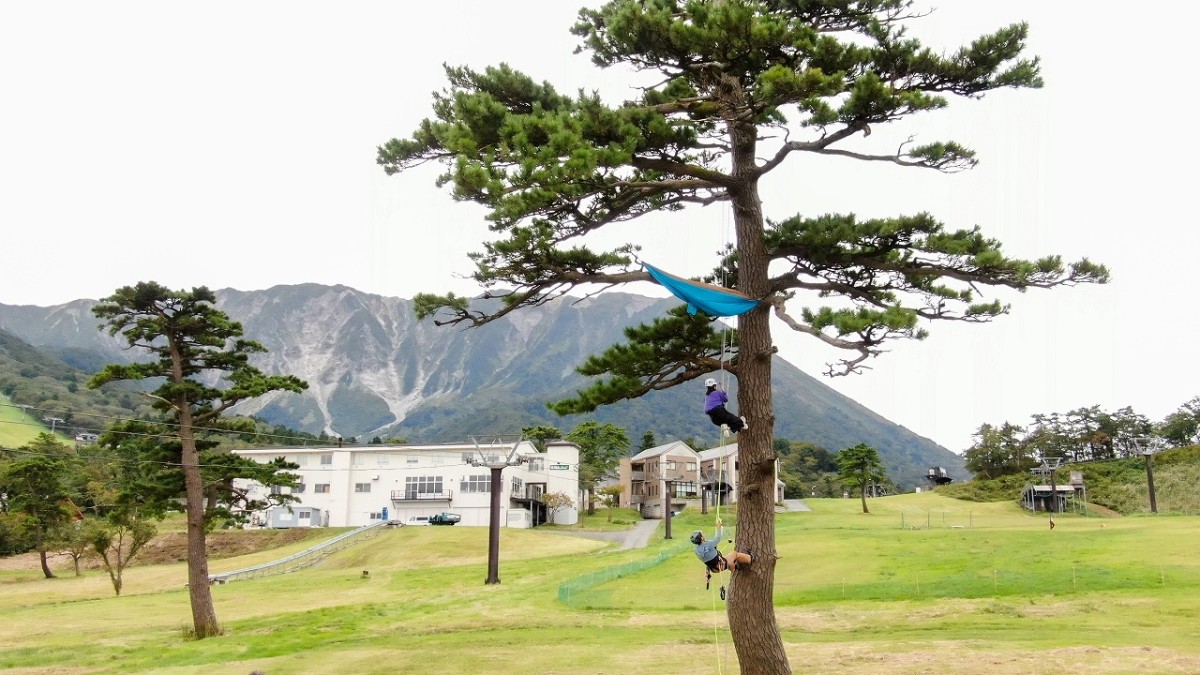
[0,284,965,487]
[0,327,151,443]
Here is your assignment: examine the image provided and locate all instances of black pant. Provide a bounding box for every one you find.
[707,405,744,432]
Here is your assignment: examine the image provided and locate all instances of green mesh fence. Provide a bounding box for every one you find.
[558,541,691,607]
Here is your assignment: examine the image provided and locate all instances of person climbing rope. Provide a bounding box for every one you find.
[691,518,752,575]
[704,378,747,433]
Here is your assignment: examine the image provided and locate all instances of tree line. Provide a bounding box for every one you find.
[964,398,1200,479]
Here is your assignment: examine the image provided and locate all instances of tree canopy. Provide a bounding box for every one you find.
[379,2,1107,671]
[566,420,630,514]
[837,442,889,513]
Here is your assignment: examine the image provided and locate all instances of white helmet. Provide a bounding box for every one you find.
[704,378,718,387]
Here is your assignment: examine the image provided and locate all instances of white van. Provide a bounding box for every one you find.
[406,515,431,526]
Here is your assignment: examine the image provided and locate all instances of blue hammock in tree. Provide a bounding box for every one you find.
[643,263,758,318]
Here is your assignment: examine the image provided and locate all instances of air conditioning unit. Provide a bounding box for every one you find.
[371,474,380,481]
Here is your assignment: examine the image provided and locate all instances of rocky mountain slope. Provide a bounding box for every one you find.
[0,284,965,486]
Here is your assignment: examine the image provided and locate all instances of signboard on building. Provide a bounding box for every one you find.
[549,464,570,471]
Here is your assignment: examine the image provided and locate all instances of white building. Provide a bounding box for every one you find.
[234,440,580,528]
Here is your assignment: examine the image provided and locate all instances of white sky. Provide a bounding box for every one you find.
[2,1,1197,453]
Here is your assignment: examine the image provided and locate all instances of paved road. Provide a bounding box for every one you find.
[782,499,811,512]
[549,518,661,550]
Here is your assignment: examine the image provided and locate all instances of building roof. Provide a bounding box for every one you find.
[629,440,699,461]
[233,440,546,455]
[698,442,739,461]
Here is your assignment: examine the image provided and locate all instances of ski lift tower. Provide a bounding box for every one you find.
[1133,437,1164,513]
[1040,457,1064,513]
[467,434,528,585]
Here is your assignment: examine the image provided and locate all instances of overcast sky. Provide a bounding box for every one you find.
[2,1,1197,454]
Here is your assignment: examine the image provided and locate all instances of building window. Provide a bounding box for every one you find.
[369,512,382,520]
[293,455,308,466]
[511,477,523,496]
[406,455,419,465]
[665,460,676,470]
[314,483,331,494]
[687,462,696,472]
[377,454,390,465]
[527,460,543,472]
[461,452,474,464]
[461,474,491,493]
[405,476,443,499]
[354,454,368,466]
[355,483,371,493]
[673,481,697,498]
[320,454,333,466]
[270,485,283,495]
[293,483,306,494]
[298,510,311,519]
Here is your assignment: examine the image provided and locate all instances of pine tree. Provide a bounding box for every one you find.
[379,2,1107,671]
[88,282,306,638]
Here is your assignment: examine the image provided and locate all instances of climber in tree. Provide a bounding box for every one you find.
[704,378,747,433]
[691,518,752,575]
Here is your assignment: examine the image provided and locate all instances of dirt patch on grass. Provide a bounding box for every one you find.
[0,528,318,573]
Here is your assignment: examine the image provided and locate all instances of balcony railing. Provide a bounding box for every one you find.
[389,490,453,502]
[630,471,645,481]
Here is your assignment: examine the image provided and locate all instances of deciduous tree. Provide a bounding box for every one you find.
[567,420,630,515]
[542,491,574,524]
[90,509,156,596]
[88,282,306,638]
[379,2,1107,670]
[597,484,625,520]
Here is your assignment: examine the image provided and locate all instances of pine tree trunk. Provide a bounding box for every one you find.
[38,547,54,579]
[180,408,220,637]
[723,98,791,674]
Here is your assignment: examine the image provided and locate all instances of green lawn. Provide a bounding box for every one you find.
[0,393,62,448]
[1,493,1198,674]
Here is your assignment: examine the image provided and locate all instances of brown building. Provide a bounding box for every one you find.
[618,441,701,518]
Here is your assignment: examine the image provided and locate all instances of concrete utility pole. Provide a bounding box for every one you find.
[468,434,527,585]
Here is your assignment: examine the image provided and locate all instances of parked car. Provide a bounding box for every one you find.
[428,512,461,526]
[405,516,432,526]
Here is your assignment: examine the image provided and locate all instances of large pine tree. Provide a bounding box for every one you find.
[88,283,307,638]
[378,2,1107,671]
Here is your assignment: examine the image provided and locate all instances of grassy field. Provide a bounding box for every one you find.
[0,393,59,448]
[1,493,1198,674]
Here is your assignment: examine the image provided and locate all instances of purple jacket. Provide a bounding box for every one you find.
[704,389,728,413]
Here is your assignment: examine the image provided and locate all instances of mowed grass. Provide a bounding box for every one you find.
[0,393,65,448]
[2,494,1199,674]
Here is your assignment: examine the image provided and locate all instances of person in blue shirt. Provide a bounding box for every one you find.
[691,518,752,575]
[704,378,747,433]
